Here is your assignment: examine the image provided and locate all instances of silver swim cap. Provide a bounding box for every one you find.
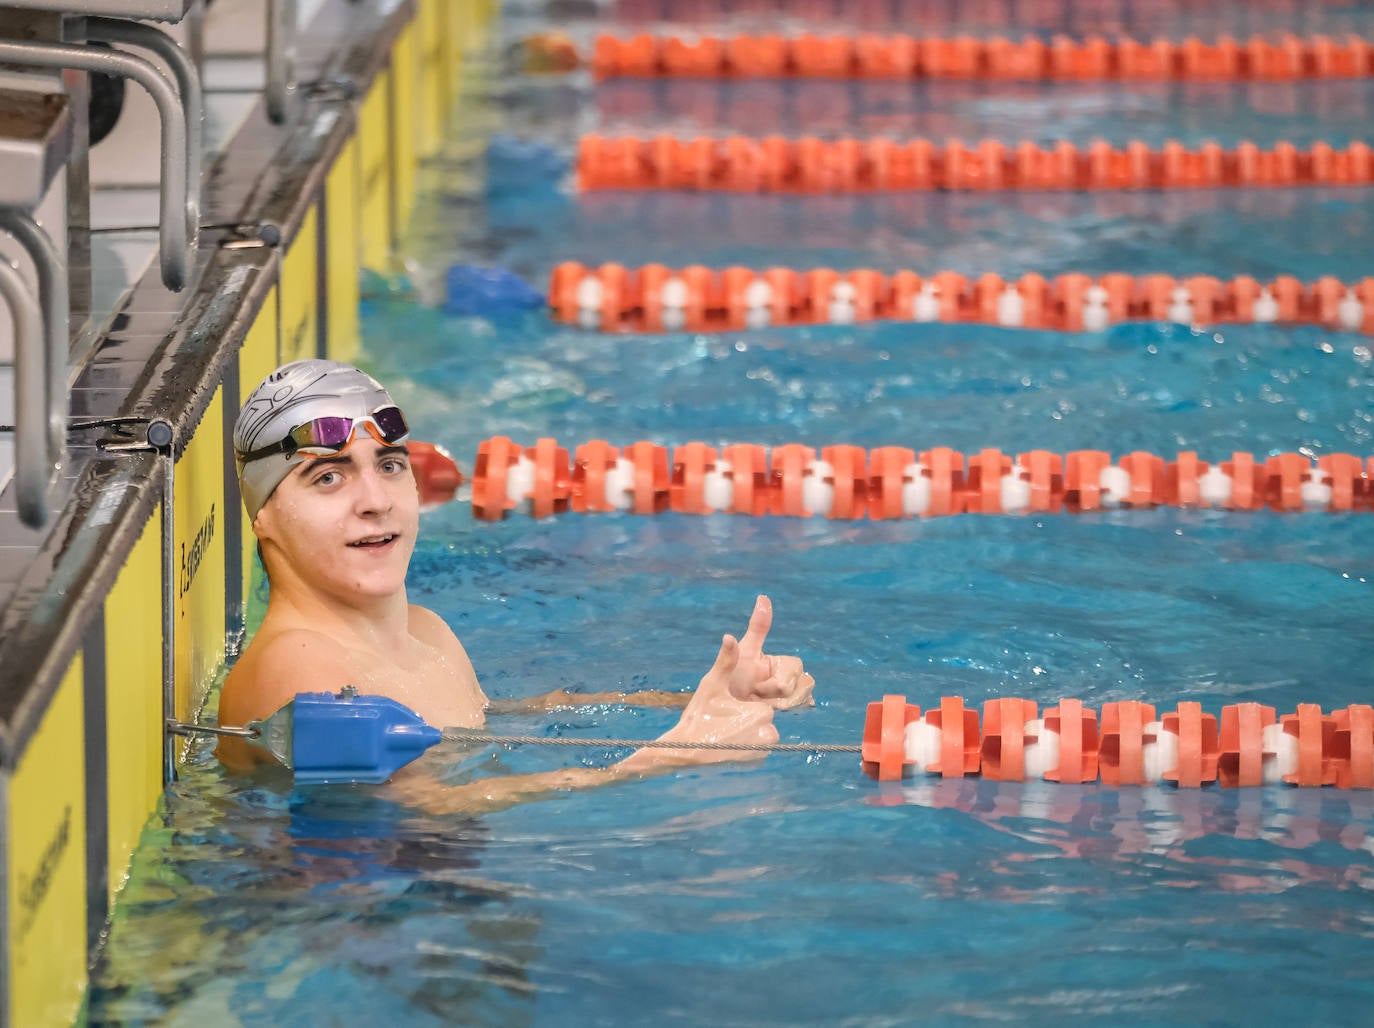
[233,359,400,519]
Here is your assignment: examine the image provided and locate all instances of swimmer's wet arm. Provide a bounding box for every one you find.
[485,688,692,715]
[384,735,764,817]
[385,764,652,817]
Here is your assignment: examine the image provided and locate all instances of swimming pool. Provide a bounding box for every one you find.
[88,3,1374,1024]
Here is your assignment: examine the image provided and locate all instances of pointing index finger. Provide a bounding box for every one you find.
[739,594,773,654]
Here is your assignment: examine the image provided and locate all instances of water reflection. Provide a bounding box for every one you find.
[87,757,548,1027]
[873,776,1374,896]
[593,79,1374,149]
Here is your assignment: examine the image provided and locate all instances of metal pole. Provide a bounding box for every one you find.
[185,0,207,83]
[0,39,191,292]
[160,445,177,783]
[265,0,298,124]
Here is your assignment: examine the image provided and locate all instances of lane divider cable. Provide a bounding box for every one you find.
[471,437,1372,520]
[578,134,1374,192]
[548,261,1374,333]
[580,32,1374,82]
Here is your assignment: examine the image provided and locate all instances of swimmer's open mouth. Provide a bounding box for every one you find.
[348,533,399,548]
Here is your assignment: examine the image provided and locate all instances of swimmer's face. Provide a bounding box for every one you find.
[253,436,420,599]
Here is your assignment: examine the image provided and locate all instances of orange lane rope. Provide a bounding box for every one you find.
[470,437,1374,520]
[577,134,1374,192]
[547,262,1374,334]
[582,32,1374,82]
[861,695,1374,789]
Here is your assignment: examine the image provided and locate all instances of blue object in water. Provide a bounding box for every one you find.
[443,264,545,317]
[255,688,442,784]
[485,133,567,190]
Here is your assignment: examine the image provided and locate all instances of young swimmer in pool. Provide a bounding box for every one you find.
[218,360,815,808]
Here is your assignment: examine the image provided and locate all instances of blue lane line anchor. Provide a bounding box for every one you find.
[169,686,443,784]
[253,686,444,784]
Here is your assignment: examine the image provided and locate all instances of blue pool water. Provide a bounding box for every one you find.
[88,7,1374,1025]
[591,77,1374,148]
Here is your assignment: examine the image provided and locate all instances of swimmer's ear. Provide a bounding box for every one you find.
[250,501,280,546]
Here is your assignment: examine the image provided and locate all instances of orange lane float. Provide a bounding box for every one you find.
[586,33,1374,82]
[469,438,1374,520]
[578,135,1374,193]
[861,694,1374,788]
[409,441,464,509]
[547,262,1374,336]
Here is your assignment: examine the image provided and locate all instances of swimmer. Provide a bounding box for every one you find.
[219,360,815,808]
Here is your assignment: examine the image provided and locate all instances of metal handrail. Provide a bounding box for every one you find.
[265,0,298,124]
[0,257,50,527]
[0,211,68,467]
[0,39,191,292]
[186,0,206,79]
[86,17,202,246]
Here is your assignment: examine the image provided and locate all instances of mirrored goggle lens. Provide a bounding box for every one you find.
[291,407,409,454]
[369,406,409,443]
[290,416,355,452]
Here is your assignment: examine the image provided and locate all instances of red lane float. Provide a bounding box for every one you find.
[862,695,1374,788]
[903,696,981,778]
[1100,700,1155,786]
[572,440,623,513]
[548,263,1374,336]
[867,446,916,521]
[585,33,1374,82]
[470,438,1374,520]
[472,436,572,519]
[1218,702,1277,788]
[981,698,1039,781]
[579,135,1374,193]
[409,441,463,509]
[722,443,769,516]
[472,436,522,521]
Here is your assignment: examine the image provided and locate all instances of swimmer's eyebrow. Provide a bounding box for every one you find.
[294,452,355,475]
[292,446,410,475]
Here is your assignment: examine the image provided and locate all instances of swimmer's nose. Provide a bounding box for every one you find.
[353,465,395,516]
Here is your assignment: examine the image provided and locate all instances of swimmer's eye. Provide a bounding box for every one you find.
[311,469,342,487]
[380,455,410,474]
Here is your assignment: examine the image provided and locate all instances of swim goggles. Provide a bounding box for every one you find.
[237,406,410,463]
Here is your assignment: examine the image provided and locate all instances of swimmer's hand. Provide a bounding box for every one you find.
[616,607,786,771]
[726,595,816,711]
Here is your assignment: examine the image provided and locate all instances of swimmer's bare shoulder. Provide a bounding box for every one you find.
[406,604,486,708]
[407,604,478,667]
[218,627,354,769]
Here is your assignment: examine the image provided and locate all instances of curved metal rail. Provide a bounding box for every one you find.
[86,17,202,244]
[0,211,68,467]
[0,257,50,526]
[0,39,191,292]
